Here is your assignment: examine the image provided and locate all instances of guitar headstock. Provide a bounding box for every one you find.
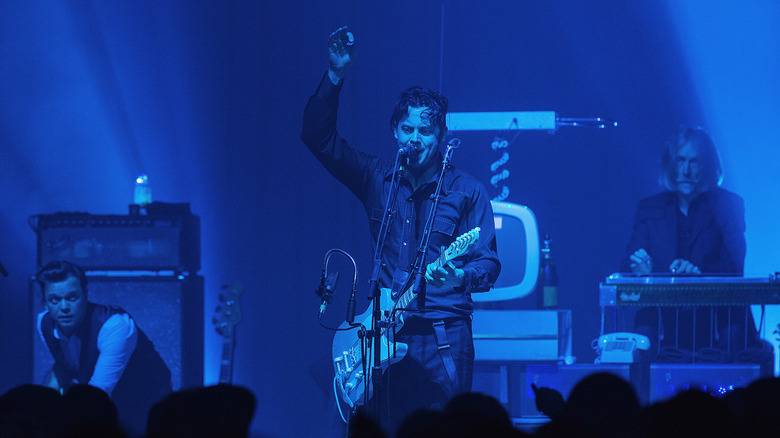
[213,281,244,336]
[442,227,480,263]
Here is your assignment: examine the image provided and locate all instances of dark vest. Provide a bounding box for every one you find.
[41,302,172,432]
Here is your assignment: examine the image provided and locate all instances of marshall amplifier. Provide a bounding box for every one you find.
[32,211,200,271]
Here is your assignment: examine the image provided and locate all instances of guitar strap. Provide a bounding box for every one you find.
[432,320,458,397]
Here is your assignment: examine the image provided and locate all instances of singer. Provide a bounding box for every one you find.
[301,27,500,433]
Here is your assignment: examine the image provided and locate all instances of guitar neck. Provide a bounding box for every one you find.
[214,280,243,386]
[395,252,449,310]
[393,227,479,314]
[218,330,235,385]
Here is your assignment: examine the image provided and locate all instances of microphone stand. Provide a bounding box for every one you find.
[405,139,460,313]
[365,150,407,426]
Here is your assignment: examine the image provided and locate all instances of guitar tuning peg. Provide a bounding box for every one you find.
[215,305,223,313]
[218,293,225,302]
[212,316,219,325]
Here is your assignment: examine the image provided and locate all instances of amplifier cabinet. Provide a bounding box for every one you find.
[472,310,572,362]
[649,364,760,403]
[33,213,200,271]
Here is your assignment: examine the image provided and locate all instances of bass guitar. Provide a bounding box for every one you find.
[213,281,244,385]
[331,227,480,407]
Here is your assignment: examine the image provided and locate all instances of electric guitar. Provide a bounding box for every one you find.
[213,281,243,385]
[331,227,480,407]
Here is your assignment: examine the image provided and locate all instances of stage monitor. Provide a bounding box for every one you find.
[473,201,539,302]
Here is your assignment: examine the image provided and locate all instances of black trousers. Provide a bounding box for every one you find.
[371,317,474,435]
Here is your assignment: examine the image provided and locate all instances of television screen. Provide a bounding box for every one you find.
[473,201,540,301]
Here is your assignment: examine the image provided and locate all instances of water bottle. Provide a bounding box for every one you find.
[537,234,558,308]
[134,173,152,208]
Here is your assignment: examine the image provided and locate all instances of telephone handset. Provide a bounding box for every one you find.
[598,332,651,351]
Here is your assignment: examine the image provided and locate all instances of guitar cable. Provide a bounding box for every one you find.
[316,248,371,422]
[316,248,359,329]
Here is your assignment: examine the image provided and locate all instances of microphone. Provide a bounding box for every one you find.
[346,281,357,324]
[398,144,421,157]
[448,138,461,148]
[318,271,339,319]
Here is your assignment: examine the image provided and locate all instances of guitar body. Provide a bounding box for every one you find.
[331,288,408,407]
[330,227,481,408]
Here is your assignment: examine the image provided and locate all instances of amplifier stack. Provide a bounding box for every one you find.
[30,206,203,390]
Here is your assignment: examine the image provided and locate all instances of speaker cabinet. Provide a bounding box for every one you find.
[31,275,203,390]
[649,363,760,403]
[473,363,632,418]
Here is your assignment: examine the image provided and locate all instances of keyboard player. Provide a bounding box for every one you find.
[620,127,764,363]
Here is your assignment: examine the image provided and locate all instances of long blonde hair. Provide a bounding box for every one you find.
[659,127,723,194]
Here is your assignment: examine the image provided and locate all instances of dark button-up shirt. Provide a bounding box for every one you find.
[621,188,746,275]
[302,74,501,320]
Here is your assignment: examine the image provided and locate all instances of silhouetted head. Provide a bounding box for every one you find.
[61,384,123,437]
[725,377,780,436]
[397,409,460,438]
[146,385,256,438]
[444,392,515,437]
[645,389,735,438]
[0,384,63,438]
[562,373,640,438]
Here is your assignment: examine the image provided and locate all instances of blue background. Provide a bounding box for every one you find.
[1,1,778,437]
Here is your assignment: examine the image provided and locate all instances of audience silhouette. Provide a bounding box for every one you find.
[395,409,456,438]
[0,384,62,438]
[0,383,255,438]
[3,373,780,437]
[146,385,256,438]
[531,372,780,438]
[723,376,780,437]
[535,372,641,438]
[60,384,125,438]
[443,392,525,438]
[637,388,735,438]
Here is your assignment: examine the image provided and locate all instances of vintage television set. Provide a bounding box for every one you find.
[473,201,540,302]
